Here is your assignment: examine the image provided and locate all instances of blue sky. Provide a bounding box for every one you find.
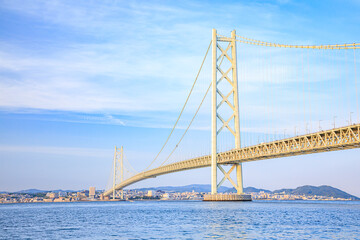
[1,0,360,196]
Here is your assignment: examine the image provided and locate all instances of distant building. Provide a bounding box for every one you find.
[147,190,153,197]
[54,197,65,202]
[89,187,96,198]
[46,192,58,199]
[161,193,169,200]
[77,192,86,200]
[58,192,67,197]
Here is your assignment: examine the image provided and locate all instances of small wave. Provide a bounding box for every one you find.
[56,227,81,231]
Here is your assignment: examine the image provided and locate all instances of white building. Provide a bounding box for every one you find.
[89,187,96,198]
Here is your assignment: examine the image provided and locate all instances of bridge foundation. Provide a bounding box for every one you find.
[203,194,252,201]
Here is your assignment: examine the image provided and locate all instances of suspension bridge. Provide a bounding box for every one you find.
[103,29,360,201]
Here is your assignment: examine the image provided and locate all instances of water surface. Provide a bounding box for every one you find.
[1,200,359,239]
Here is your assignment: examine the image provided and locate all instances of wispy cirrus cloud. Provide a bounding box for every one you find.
[0,0,358,129]
[0,144,110,158]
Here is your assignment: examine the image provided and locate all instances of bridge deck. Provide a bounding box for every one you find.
[103,124,360,197]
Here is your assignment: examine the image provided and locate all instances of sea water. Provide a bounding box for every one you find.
[1,200,360,239]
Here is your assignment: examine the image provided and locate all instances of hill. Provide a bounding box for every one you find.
[15,189,78,194]
[16,189,48,194]
[273,185,359,200]
[133,184,358,200]
[4,185,358,200]
[133,184,232,193]
[225,187,272,193]
[134,185,271,193]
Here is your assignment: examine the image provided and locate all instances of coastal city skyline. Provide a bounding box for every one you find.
[2,184,359,204]
[1,0,360,198]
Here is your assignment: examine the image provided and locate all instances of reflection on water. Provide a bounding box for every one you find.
[1,200,359,239]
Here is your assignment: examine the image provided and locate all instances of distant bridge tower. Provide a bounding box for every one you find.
[210,29,245,198]
[112,146,124,200]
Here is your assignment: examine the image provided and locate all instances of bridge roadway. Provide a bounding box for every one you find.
[103,124,360,197]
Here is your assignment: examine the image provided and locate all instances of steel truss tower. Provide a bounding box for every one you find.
[112,146,124,200]
[211,29,243,195]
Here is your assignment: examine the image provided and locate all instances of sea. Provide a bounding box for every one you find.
[1,200,360,239]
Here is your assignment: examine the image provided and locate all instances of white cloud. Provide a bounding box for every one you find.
[0,0,358,130]
[0,145,110,158]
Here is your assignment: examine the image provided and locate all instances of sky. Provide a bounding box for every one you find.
[1,0,360,196]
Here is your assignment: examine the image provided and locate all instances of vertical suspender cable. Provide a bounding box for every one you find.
[244,42,248,147]
[302,50,306,133]
[354,48,359,123]
[308,50,312,132]
[266,47,268,142]
[336,49,342,124]
[296,48,300,136]
[272,47,275,141]
[346,49,350,119]
[339,49,344,123]
[257,44,267,144]
[326,49,330,128]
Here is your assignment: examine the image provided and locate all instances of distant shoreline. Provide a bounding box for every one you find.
[1,199,359,205]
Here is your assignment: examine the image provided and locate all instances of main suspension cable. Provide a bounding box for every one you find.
[144,41,212,171]
[160,82,212,167]
[216,33,360,50]
[124,153,137,174]
[236,35,360,48]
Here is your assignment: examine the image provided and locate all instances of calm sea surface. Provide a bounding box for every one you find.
[1,200,360,239]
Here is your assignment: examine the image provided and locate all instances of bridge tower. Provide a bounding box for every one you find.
[112,146,124,200]
[207,29,250,201]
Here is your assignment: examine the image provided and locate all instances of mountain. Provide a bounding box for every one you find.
[225,187,271,193]
[5,185,359,200]
[50,189,78,193]
[132,184,359,200]
[133,184,232,193]
[245,187,272,193]
[15,189,78,194]
[16,189,48,194]
[273,185,359,200]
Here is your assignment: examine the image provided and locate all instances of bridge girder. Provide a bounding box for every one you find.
[103,124,360,197]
